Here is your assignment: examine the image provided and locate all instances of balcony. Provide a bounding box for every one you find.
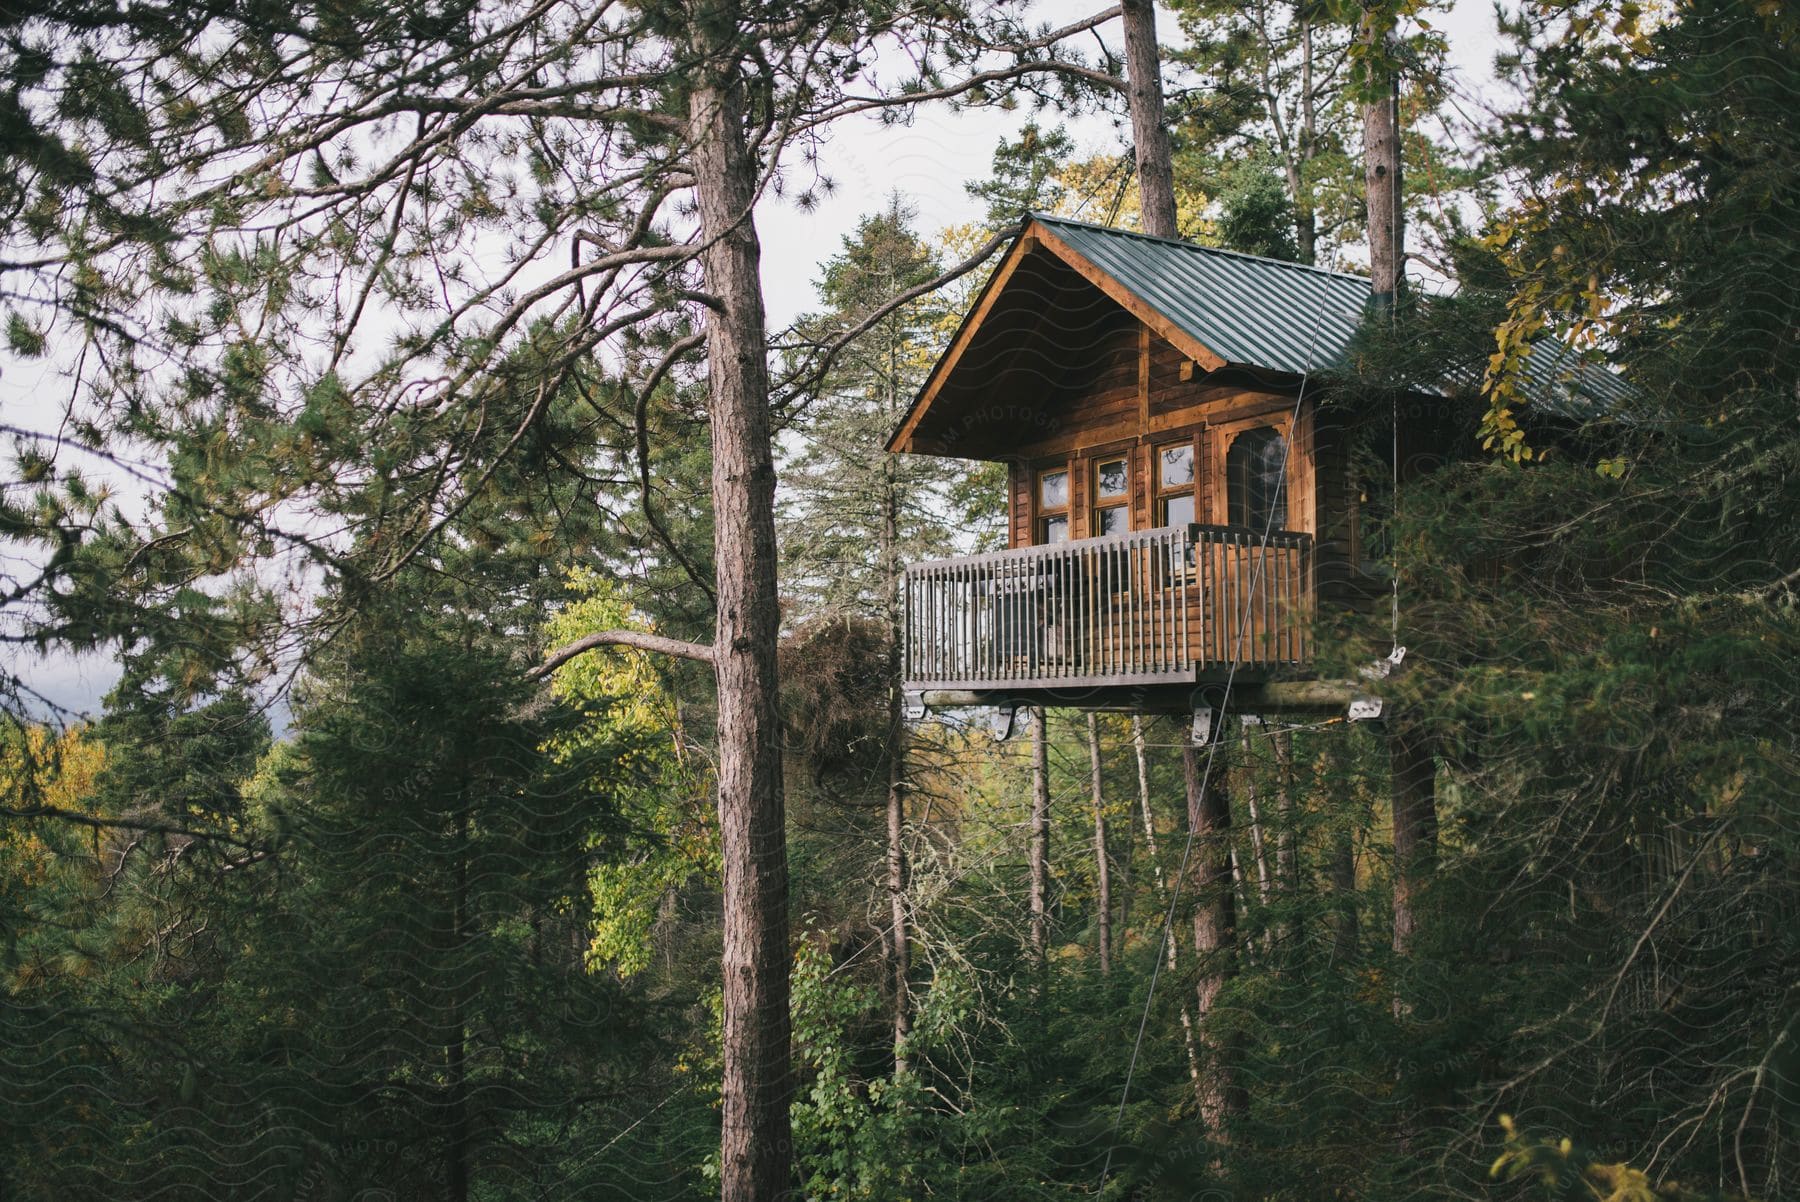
[903,524,1313,695]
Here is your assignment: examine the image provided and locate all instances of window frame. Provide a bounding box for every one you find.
[1090,453,1131,538]
[1033,461,1073,545]
[1153,434,1199,531]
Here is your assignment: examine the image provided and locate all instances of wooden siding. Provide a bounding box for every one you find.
[1005,321,1329,554]
[1008,461,1030,548]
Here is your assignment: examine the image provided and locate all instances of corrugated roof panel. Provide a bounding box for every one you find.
[1039,215,1372,375]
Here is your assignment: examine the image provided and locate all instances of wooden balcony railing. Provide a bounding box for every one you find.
[903,524,1313,691]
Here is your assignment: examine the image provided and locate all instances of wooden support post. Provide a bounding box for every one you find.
[916,678,1371,716]
[1137,324,1151,436]
[1389,723,1437,961]
[1184,735,1241,1136]
[1029,707,1051,967]
[1087,713,1112,976]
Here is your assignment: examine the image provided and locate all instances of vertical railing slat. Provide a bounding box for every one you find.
[1162,533,1171,671]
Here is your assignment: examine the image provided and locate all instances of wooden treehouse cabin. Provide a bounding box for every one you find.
[889,215,1634,723]
[889,215,1390,720]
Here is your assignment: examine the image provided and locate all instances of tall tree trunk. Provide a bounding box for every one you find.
[690,73,793,1202]
[1237,738,1273,960]
[1296,13,1319,266]
[1264,723,1299,956]
[1390,726,1437,960]
[1116,760,1132,938]
[1330,822,1359,965]
[1087,714,1112,976]
[885,717,911,1069]
[1133,717,1202,1086]
[1360,4,1432,1010]
[447,806,470,1202]
[1226,843,1253,963]
[1184,739,1240,1137]
[1270,728,1296,894]
[882,461,911,1074]
[1029,707,1051,965]
[1121,0,1178,239]
[1361,4,1404,306]
[1239,733,1273,911]
[1329,742,1361,967]
[1389,726,1435,1154]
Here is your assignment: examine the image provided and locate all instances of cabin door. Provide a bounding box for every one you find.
[1199,414,1311,666]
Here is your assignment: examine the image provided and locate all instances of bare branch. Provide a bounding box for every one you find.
[776,225,1012,402]
[810,57,1125,131]
[629,331,717,605]
[995,7,1126,54]
[531,629,715,679]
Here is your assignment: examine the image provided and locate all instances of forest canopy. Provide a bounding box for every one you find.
[2,1,1795,1200]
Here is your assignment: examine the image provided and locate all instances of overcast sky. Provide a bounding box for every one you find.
[7,2,1514,720]
[755,0,1510,325]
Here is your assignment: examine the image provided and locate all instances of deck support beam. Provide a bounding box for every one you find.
[915,678,1374,718]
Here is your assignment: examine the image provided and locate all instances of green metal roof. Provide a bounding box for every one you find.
[1033,213,1635,413]
[1506,335,1639,419]
[1035,214,1373,376]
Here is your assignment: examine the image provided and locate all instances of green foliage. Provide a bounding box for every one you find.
[2,3,1796,1200]
[4,311,45,357]
[965,121,1077,231]
[1478,0,1800,460]
[1490,1115,1755,1202]
[542,569,713,976]
[790,940,916,1200]
[780,198,997,616]
[1214,153,1300,260]
[0,578,720,1199]
[1309,9,1800,1200]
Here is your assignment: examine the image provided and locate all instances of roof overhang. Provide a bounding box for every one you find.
[885,216,1225,459]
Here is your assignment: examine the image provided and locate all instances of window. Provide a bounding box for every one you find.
[1155,441,1196,529]
[1227,427,1289,531]
[1037,467,1070,543]
[1091,456,1129,536]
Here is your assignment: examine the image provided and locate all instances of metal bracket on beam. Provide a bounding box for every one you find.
[1347,697,1384,722]
[1359,645,1408,682]
[988,705,1019,743]
[903,691,928,722]
[1190,706,1215,746]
